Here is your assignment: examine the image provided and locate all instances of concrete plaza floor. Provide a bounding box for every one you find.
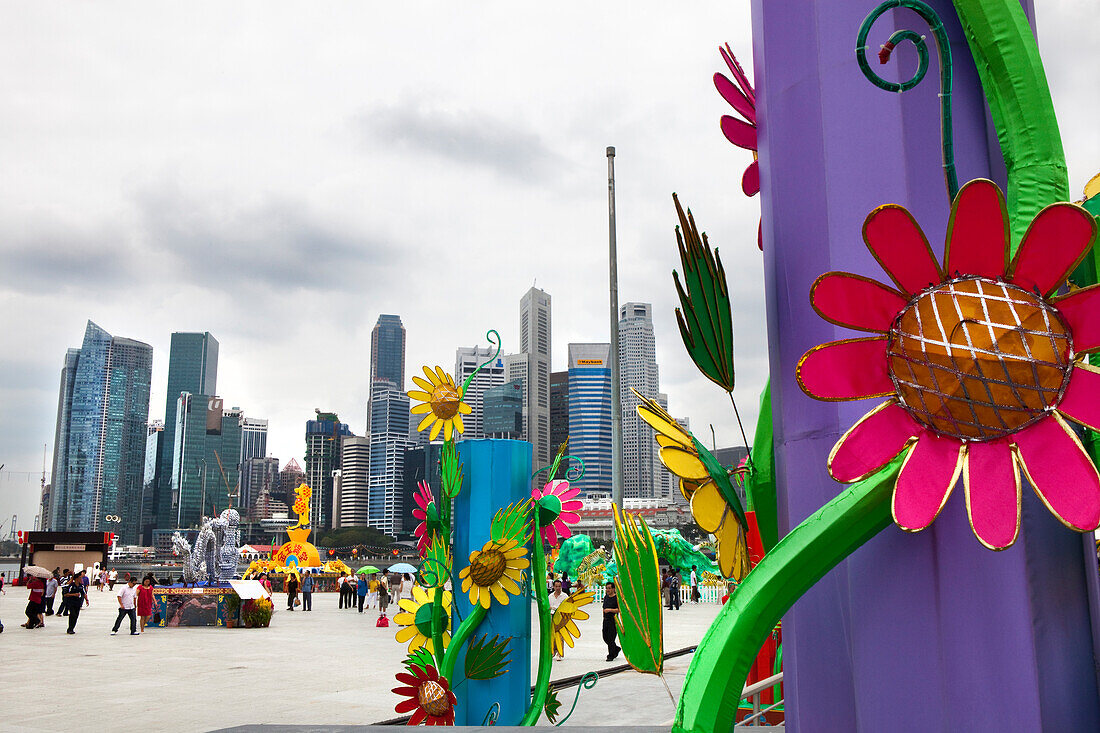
[0,589,723,731]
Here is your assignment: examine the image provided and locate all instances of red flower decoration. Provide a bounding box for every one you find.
[412,480,442,558]
[531,480,583,547]
[392,663,456,726]
[798,179,1100,549]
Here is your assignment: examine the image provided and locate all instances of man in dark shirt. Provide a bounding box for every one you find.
[63,570,89,634]
[602,582,621,662]
[286,573,299,611]
[300,571,314,611]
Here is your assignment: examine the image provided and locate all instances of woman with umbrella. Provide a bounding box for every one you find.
[20,566,49,629]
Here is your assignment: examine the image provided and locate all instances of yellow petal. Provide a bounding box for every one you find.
[691,482,728,533]
[566,619,580,637]
[479,586,492,609]
[716,519,750,581]
[655,434,682,449]
[410,403,433,415]
[435,366,451,385]
[453,413,465,434]
[636,397,693,445]
[430,419,443,441]
[424,365,442,386]
[408,390,433,402]
[398,599,417,613]
[497,574,520,594]
[418,414,436,432]
[442,631,451,648]
[444,419,453,442]
[660,446,709,480]
[423,637,435,655]
[412,376,434,393]
[490,582,510,606]
[395,625,417,642]
[458,401,472,415]
[413,586,428,603]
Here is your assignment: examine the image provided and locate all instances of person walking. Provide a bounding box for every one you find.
[389,571,402,604]
[561,572,572,594]
[301,571,314,612]
[669,571,682,610]
[690,566,700,603]
[63,570,89,634]
[111,577,139,635]
[107,568,118,591]
[602,582,621,661]
[549,580,567,660]
[137,577,155,632]
[0,571,6,594]
[661,569,672,609]
[356,574,368,613]
[21,574,46,629]
[57,570,71,616]
[44,572,59,616]
[401,573,413,602]
[286,573,299,611]
[96,568,107,591]
[338,574,349,609]
[377,580,390,617]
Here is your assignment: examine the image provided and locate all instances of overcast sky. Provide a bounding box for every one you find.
[1,2,1096,530]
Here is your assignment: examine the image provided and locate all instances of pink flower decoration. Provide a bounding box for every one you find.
[412,480,440,557]
[798,179,1100,550]
[714,43,763,252]
[531,479,583,547]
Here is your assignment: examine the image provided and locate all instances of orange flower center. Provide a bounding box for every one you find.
[886,276,1073,441]
[417,680,450,717]
[430,384,461,420]
[469,547,506,587]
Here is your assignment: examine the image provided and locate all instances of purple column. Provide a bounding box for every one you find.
[751,0,1100,729]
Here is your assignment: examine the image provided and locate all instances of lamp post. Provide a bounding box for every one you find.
[197,459,208,522]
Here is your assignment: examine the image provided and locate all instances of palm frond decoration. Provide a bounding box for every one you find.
[672,194,735,392]
[465,634,512,680]
[612,505,664,675]
[491,498,533,547]
[422,532,452,588]
[440,440,463,499]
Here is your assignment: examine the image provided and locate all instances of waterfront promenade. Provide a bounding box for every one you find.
[0,588,722,731]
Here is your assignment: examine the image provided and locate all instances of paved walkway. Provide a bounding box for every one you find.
[0,589,723,731]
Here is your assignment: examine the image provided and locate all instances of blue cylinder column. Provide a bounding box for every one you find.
[452,439,532,726]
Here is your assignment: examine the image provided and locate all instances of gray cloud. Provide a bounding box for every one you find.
[358,102,566,184]
[0,223,134,295]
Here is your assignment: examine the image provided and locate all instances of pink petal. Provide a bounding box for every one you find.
[561,500,584,511]
[557,523,573,541]
[862,205,942,294]
[1053,284,1100,353]
[559,511,581,524]
[811,272,908,333]
[1059,363,1100,431]
[892,432,963,531]
[1009,203,1098,296]
[963,439,1020,549]
[828,401,919,482]
[713,72,754,121]
[719,44,754,103]
[797,337,893,401]
[720,115,757,151]
[1014,414,1100,531]
[742,160,760,196]
[944,179,1009,279]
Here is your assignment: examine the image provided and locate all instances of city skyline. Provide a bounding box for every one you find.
[2,2,1096,528]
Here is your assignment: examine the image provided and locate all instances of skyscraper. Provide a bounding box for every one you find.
[155,332,218,529]
[371,314,406,386]
[455,346,505,440]
[549,370,569,464]
[279,458,307,504]
[238,416,268,509]
[304,412,352,530]
[241,456,280,518]
[368,380,411,535]
[141,421,165,542]
[520,287,551,469]
[484,381,524,438]
[568,344,613,496]
[618,303,662,498]
[503,353,529,438]
[50,321,153,543]
[170,395,242,528]
[336,435,370,528]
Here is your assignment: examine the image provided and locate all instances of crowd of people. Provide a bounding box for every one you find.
[7,567,163,635]
[335,571,414,616]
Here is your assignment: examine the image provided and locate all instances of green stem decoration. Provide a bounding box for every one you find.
[857,0,958,199]
[520,515,554,725]
[673,456,902,732]
[440,603,488,682]
[459,329,502,397]
[430,586,447,672]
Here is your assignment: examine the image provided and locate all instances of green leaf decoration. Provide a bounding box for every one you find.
[544,688,562,724]
[672,193,735,393]
[612,505,664,675]
[404,646,436,675]
[441,441,463,499]
[465,634,512,680]
[491,498,533,546]
[421,532,452,588]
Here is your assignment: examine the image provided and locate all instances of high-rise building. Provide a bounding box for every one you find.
[279,458,306,504]
[568,344,613,495]
[549,370,569,466]
[155,332,218,530]
[370,314,406,387]
[336,435,370,528]
[454,346,505,440]
[368,380,411,535]
[47,348,80,532]
[402,443,443,534]
[304,412,353,530]
[170,395,242,528]
[503,353,529,438]
[619,303,662,498]
[520,287,552,469]
[237,417,268,510]
[241,456,280,516]
[49,321,153,543]
[141,421,165,542]
[484,381,524,438]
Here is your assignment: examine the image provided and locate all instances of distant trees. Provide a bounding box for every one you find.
[316,526,395,549]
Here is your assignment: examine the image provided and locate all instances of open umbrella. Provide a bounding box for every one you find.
[22,565,51,579]
[387,562,419,574]
[356,565,380,575]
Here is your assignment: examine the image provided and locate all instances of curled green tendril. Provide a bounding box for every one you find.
[481,702,500,726]
[856,0,958,199]
[553,672,600,726]
[460,329,502,397]
[531,455,586,482]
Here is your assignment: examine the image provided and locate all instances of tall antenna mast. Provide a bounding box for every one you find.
[607,146,624,513]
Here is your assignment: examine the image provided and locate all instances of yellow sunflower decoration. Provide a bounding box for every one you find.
[408,366,472,441]
[551,589,595,657]
[634,388,751,580]
[394,586,453,655]
[458,538,529,608]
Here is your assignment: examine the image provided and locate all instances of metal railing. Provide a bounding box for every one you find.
[735,671,784,727]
